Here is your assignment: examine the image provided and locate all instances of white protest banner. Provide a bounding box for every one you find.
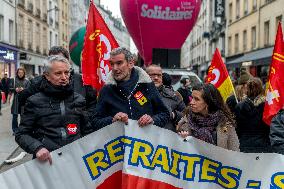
[0,120,284,189]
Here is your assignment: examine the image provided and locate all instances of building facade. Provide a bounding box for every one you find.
[69,0,88,36]
[181,0,211,78]
[16,0,49,77]
[48,0,59,49]
[58,0,70,49]
[98,4,130,50]
[226,0,284,80]
[0,0,17,78]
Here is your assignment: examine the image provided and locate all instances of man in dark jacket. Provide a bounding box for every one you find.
[92,47,170,130]
[177,78,192,106]
[270,108,284,154]
[146,64,185,132]
[15,55,89,164]
[18,46,97,117]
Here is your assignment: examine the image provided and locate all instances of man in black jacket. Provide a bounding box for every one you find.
[146,64,185,132]
[92,47,170,130]
[18,46,97,117]
[177,78,192,106]
[15,55,89,164]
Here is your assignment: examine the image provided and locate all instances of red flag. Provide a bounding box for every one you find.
[206,48,235,101]
[81,1,119,91]
[263,23,284,125]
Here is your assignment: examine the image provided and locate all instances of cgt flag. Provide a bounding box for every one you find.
[263,23,284,125]
[81,0,119,91]
[206,48,235,101]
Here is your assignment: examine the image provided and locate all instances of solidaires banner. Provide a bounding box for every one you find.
[0,120,284,189]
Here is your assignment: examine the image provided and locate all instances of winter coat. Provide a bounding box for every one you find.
[158,85,186,132]
[15,80,89,155]
[178,114,240,151]
[91,66,170,130]
[235,96,272,153]
[1,78,11,93]
[10,77,30,114]
[18,72,97,113]
[270,109,284,154]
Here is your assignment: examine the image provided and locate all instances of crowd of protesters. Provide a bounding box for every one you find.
[1,46,284,164]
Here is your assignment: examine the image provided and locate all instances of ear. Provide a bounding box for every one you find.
[128,60,135,69]
[44,72,50,81]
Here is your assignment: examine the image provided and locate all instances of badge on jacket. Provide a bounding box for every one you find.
[134,91,148,106]
[66,124,78,135]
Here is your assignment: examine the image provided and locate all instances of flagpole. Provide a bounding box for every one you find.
[232,89,239,104]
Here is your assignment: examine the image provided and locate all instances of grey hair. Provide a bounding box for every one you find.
[43,55,71,73]
[110,47,133,62]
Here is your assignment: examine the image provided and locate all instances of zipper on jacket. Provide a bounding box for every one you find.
[60,101,66,116]
[60,100,67,143]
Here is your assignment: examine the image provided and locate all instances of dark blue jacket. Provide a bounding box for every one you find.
[235,96,271,153]
[92,67,170,130]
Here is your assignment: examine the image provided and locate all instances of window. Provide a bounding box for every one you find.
[43,27,47,54]
[228,36,232,55]
[235,34,239,53]
[18,14,24,46]
[264,21,270,46]
[229,3,232,23]
[253,0,257,11]
[28,20,33,49]
[55,34,58,45]
[236,0,240,19]
[0,15,3,41]
[9,20,14,43]
[35,23,40,50]
[49,31,52,48]
[251,26,256,49]
[42,0,47,12]
[243,30,247,51]
[276,15,283,34]
[244,0,248,15]
[49,1,52,10]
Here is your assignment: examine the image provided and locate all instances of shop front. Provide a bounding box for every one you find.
[19,51,47,79]
[0,42,18,78]
[226,47,273,83]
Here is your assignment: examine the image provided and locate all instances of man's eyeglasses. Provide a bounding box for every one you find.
[149,73,162,78]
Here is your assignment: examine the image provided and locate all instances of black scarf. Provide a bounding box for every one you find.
[41,78,73,99]
[187,110,222,145]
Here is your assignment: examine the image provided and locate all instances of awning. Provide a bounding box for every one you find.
[226,47,273,67]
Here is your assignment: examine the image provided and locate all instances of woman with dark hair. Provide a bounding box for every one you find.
[10,68,30,134]
[177,83,239,151]
[235,77,272,153]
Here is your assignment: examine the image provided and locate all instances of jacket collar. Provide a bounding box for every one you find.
[106,66,152,85]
